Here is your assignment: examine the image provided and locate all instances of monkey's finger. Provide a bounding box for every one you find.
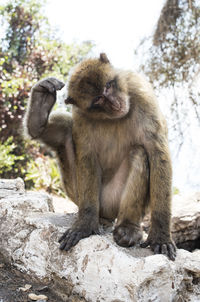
[113,227,126,242]
[39,83,55,94]
[161,244,168,255]
[39,81,57,94]
[92,228,100,235]
[63,232,82,251]
[116,235,131,247]
[58,229,70,243]
[140,240,150,248]
[47,78,65,92]
[128,237,137,247]
[59,240,67,250]
[118,233,141,247]
[36,78,65,93]
[153,244,160,255]
[59,231,75,250]
[167,244,176,261]
[58,232,67,243]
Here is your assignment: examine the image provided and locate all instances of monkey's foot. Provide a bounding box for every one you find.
[113,223,142,247]
[58,222,100,251]
[140,234,177,261]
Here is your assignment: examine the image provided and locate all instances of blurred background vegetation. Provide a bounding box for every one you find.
[0,0,199,195]
[135,0,200,149]
[0,0,93,195]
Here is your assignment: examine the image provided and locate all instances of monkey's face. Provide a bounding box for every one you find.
[90,78,130,119]
[66,54,130,119]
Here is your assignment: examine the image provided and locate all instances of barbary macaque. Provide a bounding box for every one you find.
[25,53,176,260]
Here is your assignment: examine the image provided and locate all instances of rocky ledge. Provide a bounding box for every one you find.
[0,178,200,302]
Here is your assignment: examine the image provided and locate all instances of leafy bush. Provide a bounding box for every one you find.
[0,0,92,190]
[25,156,65,197]
[0,136,23,175]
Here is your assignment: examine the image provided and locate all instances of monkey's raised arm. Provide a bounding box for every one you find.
[25,77,67,148]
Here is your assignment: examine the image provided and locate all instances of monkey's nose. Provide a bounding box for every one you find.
[92,95,105,106]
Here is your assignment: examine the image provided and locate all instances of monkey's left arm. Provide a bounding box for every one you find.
[59,153,100,251]
[141,135,176,261]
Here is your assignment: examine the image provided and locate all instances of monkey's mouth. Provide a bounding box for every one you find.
[92,95,121,111]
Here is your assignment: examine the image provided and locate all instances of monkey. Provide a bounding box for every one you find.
[25,53,176,260]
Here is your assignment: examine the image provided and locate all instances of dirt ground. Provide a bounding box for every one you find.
[0,252,87,302]
[0,253,61,302]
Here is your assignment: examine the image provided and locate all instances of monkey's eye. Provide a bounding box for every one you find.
[105,80,116,90]
[65,96,75,105]
[105,81,112,89]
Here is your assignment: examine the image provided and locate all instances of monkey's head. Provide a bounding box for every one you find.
[65,53,130,119]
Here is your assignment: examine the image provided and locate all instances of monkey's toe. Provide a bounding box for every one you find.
[141,239,177,261]
[59,229,83,251]
[113,223,142,247]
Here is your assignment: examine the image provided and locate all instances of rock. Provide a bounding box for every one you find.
[28,293,48,301]
[171,193,200,246]
[0,177,25,198]
[0,178,200,302]
[142,192,200,250]
[19,284,32,292]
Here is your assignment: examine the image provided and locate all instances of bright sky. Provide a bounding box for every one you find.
[46,0,165,69]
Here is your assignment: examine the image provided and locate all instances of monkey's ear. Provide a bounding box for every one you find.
[65,96,75,105]
[99,53,110,64]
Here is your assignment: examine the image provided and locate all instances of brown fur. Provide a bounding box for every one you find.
[25,54,176,260]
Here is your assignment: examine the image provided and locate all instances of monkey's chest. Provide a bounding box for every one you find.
[93,132,129,170]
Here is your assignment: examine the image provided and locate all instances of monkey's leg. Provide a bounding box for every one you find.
[59,154,100,251]
[113,146,149,247]
[141,143,176,261]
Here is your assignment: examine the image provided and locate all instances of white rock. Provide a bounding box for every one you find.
[142,192,200,247]
[0,179,200,302]
[19,284,32,292]
[0,177,25,198]
[28,293,48,301]
[171,192,200,244]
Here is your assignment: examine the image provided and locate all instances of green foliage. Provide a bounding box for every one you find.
[135,0,200,142]
[0,0,93,190]
[136,0,200,89]
[173,186,180,195]
[0,0,93,142]
[0,136,23,175]
[25,156,65,197]
[0,0,47,63]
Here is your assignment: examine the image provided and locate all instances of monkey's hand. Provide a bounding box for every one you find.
[113,222,142,247]
[58,219,100,251]
[28,77,65,138]
[140,231,176,261]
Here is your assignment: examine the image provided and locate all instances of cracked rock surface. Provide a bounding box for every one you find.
[0,178,200,302]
